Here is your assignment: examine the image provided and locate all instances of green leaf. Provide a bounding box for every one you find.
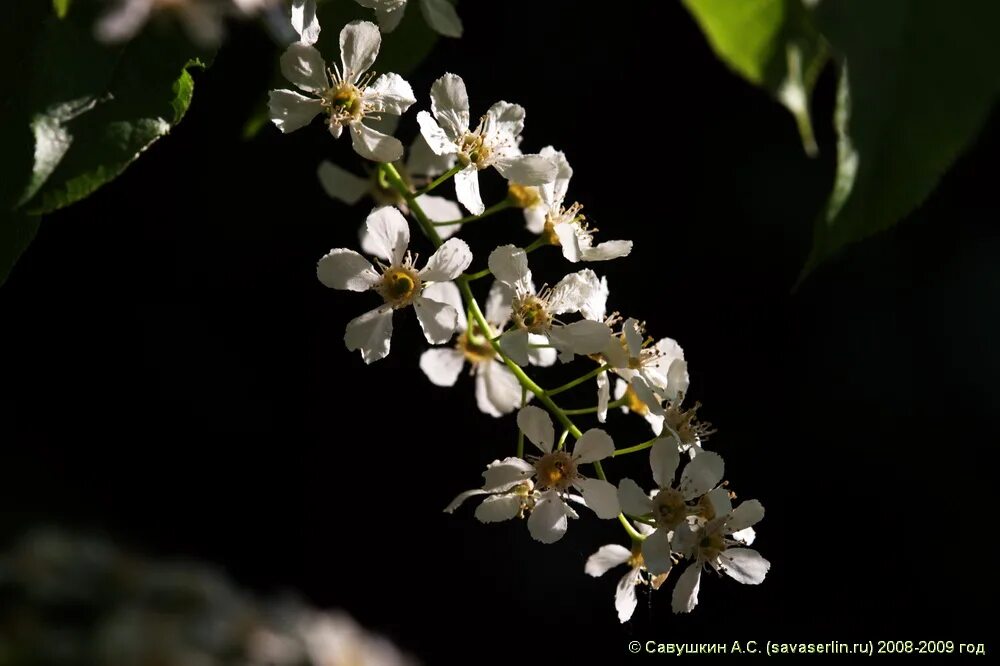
[801,0,1000,278]
[52,0,71,19]
[683,0,826,156]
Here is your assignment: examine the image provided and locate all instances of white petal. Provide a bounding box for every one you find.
[596,373,610,423]
[581,240,633,262]
[671,564,702,613]
[538,146,572,207]
[670,522,699,558]
[527,490,570,544]
[554,222,585,263]
[624,318,643,358]
[351,122,404,162]
[499,328,530,366]
[487,245,531,291]
[329,122,343,139]
[413,295,458,344]
[649,437,680,488]
[422,281,466,330]
[482,456,534,490]
[372,1,406,32]
[493,154,557,186]
[364,206,409,265]
[574,477,620,519]
[548,320,613,361]
[95,0,154,44]
[573,428,614,464]
[485,101,525,139]
[317,161,370,205]
[615,569,640,623]
[705,487,732,518]
[280,43,328,93]
[726,500,765,533]
[634,521,656,537]
[416,111,457,156]
[474,495,522,523]
[547,269,602,315]
[617,478,653,517]
[476,362,522,417]
[419,0,463,37]
[679,451,725,500]
[366,73,416,116]
[454,165,484,215]
[718,548,770,585]
[527,334,557,367]
[291,0,320,45]
[731,527,756,545]
[484,281,513,325]
[524,205,547,234]
[416,195,462,239]
[641,528,673,576]
[585,545,631,577]
[630,376,665,416]
[645,337,686,391]
[316,248,380,292]
[419,348,464,387]
[665,359,690,401]
[406,134,455,178]
[339,20,381,81]
[344,305,394,363]
[268,90,322,133]
[516,405,554,454]
[419,237,472,282]
[429,73,470,141]
[444,488,487,513]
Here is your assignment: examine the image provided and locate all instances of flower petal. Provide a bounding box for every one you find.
[280,42,328,93]
[419,237,473,282]
[671,564,702,613]
[317,248,379,291]
[573,428,614,464]
[454,165,484,215]
[705,487,733,519]
[443,488,487,513]
[726,500,765,533]
[527,334,557,367]
[493,154,558,186]
[344,305,394,364]
[547,268,602,315]
[407,134,457,179]
[339,20,380,81]
[548,320,613,361]
[644,337,686,392]
[364,206,409,265]
[615,569,640,623]
[516,405,554,453]
[731,527,756,545]
[416,194,462,239]
[630,376,665,416]
[624,318,643,357]
[484,281,513,325]
[650,437,681,489]
[317,161,370,205]
[485,101,525,139]
[498,328,530,366]
[584,544,631,577]
[291,0,320,45]
[581,240,633,262]
[413,295,458,344]
[474,495,522,523]
[679,451,725,500]
[350,122,404,162]
[268,89,323,133]
[617,478,653,517]
[538,146,572,208]
[366,72,416,116]
[422,281,466,330]
[487,245,531,291]
[596,373,610,423]
[429,73,470,141]
[482,456,535,490]
[476,362,522,417]
[641,528,673,576]
[718,548,770,585]
[416,111,456,156]
[527,490,571,544]
[574,477,620,519]
[419,0,463,37]
[419,348,464,387]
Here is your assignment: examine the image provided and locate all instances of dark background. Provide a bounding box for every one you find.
[2,1,998,661]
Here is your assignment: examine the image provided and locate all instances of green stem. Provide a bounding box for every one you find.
[524,236,548,253]
[464,267,492,281]
[547,364,610,397]
[612,437,658,457]
[415,165,462,196]
[562,396,627,416]
[433,199,513,226]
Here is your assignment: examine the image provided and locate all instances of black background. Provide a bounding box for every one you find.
[2,1,998,662]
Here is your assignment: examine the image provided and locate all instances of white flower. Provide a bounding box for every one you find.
[316,206,472,363]
[96,0,274,45]
[417,74,558,215]
[419,281,527,417]
[585,524,667,623]
[355,0,463,37]
[617,438,727,576]
[487,245,613,365]
[269,19,416,161]
[445,406,621,543]
[524,147,632,263]
[670,500,768,614]
[297,611,415,666]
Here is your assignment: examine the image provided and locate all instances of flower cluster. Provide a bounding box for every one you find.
[271,0,769,623]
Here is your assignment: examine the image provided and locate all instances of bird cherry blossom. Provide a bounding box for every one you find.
[585,522,670,623]
[354,0,463,37]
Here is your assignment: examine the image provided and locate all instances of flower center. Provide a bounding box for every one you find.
[458,132,491,169]
[508,183,540,209]
[662,401,715,448]
[696,531,726,562]
[511,294,553,333]
[457,323,494,364]
[542,218,561,246]
[377,265,421,308]
[323,82,364,125]
[652,488,686,530]
[533,451,577,491]
[624,385,649,415]
[627,545,645,569]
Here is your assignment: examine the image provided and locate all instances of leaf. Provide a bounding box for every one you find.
[52,0,71,19]
[683,0,826,156]
[801,0,1000,278]
[0,212,40,287]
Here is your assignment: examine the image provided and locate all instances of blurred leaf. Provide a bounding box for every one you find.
[801,0,1000,279]
[53,0,72,19]
[684,0,826,156]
